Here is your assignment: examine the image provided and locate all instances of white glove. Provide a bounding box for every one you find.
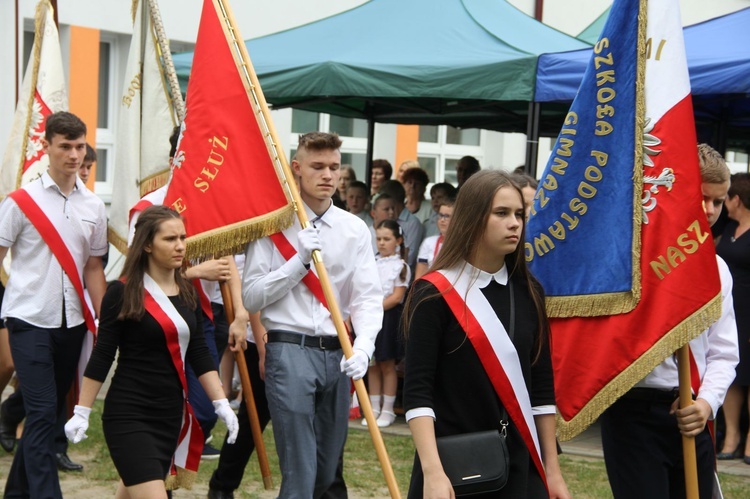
[65,405,92,444]
[297,226,321,265]
[340,349,369,380]
[213,398,239,444]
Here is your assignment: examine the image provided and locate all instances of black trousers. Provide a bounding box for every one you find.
[209,342,348,497]
[1,389,69,455]
[3,319,86,499]
[601,388,715,499]
[210,342,272,492]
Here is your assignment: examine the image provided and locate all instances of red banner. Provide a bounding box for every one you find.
[164,0,293,259]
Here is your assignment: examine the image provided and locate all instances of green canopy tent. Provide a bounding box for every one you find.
[172,0,588,175]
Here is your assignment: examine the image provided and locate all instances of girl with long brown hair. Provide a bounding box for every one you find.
[402,170,569,498]
[65,206,237,498]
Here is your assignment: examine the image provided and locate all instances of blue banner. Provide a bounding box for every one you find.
[526,0,642,316]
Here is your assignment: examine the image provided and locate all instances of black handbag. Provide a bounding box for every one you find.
[436,428,509,496]
[435,280,517,496]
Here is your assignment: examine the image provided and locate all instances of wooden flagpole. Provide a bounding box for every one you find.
[677,345,699,499]
[219,282,274,490]
[214,1,402,497]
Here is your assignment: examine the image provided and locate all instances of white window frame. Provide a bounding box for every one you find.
[417,126,486,184]
[94,33,118,203]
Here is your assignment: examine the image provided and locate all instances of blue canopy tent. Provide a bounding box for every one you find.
[535,7,750,151]
[173,0,588,172]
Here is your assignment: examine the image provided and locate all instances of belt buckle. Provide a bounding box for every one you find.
[319,336,327,350]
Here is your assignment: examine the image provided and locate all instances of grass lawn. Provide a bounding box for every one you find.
[43,400,750,498]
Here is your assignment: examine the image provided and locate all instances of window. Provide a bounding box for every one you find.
[329,116,368,138]
[95,149,108,181]
[443,158,459,185]
[291,109,320,134]
[419,125,439,143]
[417,156,437,184]
[340,152,368,181]
[416,126,484,186]
[22,31,34,72]
[726,149,749,174]
[446,126,480,146]
[97,42,111,128]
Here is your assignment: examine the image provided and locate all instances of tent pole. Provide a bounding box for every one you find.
[365,114,375,190]
[525,101,541,177]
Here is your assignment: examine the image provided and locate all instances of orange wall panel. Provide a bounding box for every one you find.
[68,26,99,190]
[394,124,419,176]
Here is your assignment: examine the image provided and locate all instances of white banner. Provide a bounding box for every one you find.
[109,0,178,252]
[0,0,66,198]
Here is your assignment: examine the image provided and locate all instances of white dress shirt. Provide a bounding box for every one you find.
[243,201,383,358]
[636,256,739,418]
[0,173,108,328]
[376,254,411,299]
[417,234,441,267]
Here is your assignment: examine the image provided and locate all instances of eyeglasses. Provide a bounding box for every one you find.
[438,213,452,220]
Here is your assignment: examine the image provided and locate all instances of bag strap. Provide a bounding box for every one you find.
[499,280,514,436]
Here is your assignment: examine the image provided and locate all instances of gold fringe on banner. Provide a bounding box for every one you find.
[107,226,129,256]
[164,466,196,490]
[556,292,722,441]
[184,204,295,262]
[130,0,139,22]
[139,169,170,197]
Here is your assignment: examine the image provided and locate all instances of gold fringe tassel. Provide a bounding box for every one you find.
[546,291,637,318]
[164,466,197,491]
[107,226,129,257]
[184,205,295,261]
[556,292,722,441]
[139,169,170,197]
[130,0,139,22]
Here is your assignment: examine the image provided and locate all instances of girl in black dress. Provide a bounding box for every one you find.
[403,171,570,498]
[65,206,238,498]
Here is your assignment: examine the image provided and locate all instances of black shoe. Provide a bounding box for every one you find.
[56,453,83,472]
[207,488,234,499]
[0,412,17,453]
[201,443,221,461]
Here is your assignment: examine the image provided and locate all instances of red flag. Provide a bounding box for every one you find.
[526,0,721,439]
[163,0,293,259]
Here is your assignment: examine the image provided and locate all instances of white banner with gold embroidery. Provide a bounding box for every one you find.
[109,0,179,253]
[0,0,66,198]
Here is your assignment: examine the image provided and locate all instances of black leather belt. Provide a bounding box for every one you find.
[622,387,681,403]
[266,330,341,350]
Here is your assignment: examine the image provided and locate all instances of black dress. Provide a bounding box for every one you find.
[84,281,216,486]
[403,273,554,499]
[717,220,750,385]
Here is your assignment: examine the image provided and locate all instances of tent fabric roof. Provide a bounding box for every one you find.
[536,7,750,102]
[172,0,588,132]
[535,7,750,145]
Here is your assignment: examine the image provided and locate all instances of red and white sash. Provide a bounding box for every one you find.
[128,187,213,323]
[9,186,99,397]
[422,267,547,489]
[9,188,96,333]
[269,232,331,310]
[142,274,204,480]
